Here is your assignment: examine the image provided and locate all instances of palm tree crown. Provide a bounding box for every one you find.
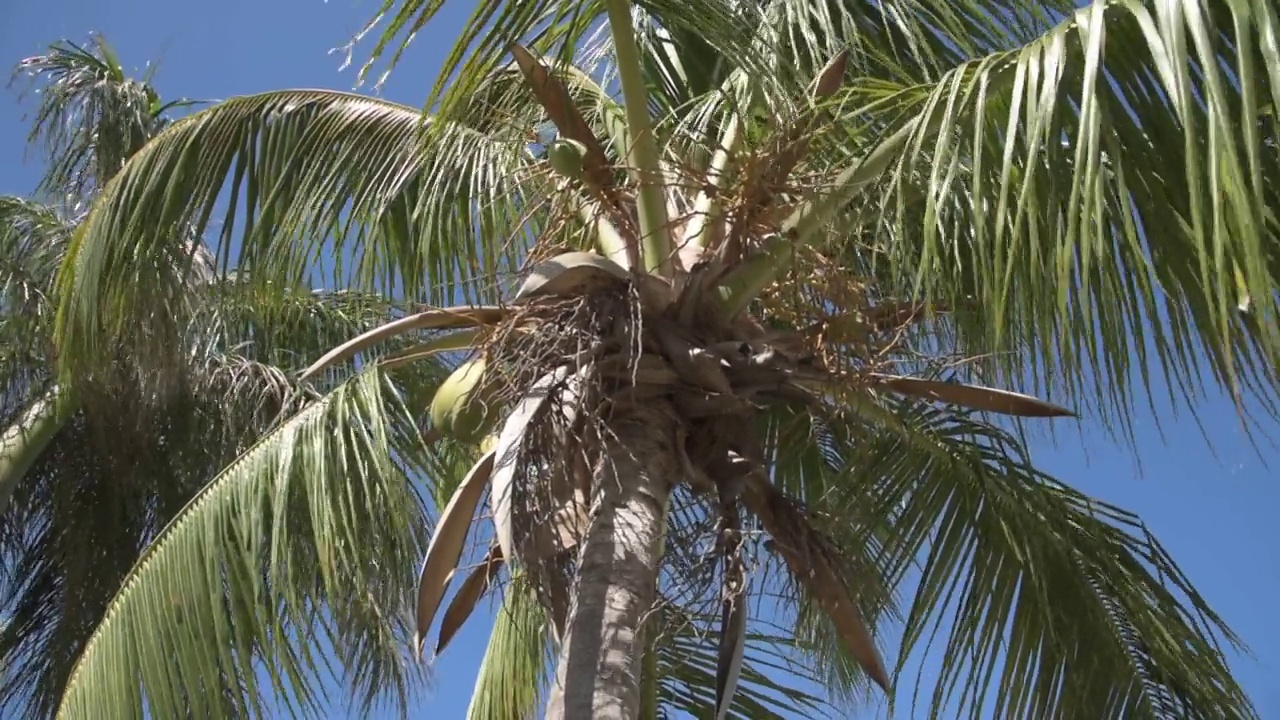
[33,0,1280,718]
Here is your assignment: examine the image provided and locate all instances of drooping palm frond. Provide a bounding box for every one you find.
[55,89,539,385]
[766,395,1256,719]
[0,198,396,512]
[47,363,452,720]
[1,271,436,716]
[0,384,284,718]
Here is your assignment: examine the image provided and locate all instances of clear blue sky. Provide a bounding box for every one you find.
[1,0,1276,718]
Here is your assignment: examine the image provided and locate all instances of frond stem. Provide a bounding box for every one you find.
[0,384,78,516]
[605,0,674,277]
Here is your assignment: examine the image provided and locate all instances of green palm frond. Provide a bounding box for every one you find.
[357,0,1082,120]
[852,0,1280,430]
[50,364,443,720]
[0,197,73,288]
[9,35,182,198]
[782,397,1256,719]
[465,574,554,720]
[190,283,415,388]
[2,38,206,524]
[0,371,287,717]
[3,268,455,716]
[0,197,74,363]
[744,388,1253,717]
[56,90,535,381]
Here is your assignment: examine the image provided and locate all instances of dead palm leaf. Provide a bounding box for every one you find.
[436,543,505,656]
[512,251,630,302]
[872,375,1074,418]
[743,471,889,691]
[415,450,496,656]
[301,306,506,382]
[489,366,575,563]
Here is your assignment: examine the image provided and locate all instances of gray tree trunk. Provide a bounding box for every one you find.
[544,403,677,720]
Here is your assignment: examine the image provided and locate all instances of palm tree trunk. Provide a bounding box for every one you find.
[544,403,677,720]
[0,384,76,515]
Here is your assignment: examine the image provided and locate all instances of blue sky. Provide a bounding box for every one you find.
[1,0,1277,717]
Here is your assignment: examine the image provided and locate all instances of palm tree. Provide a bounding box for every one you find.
[1,35,792,720]
[0,37,442,717]
[46,0,1278,717]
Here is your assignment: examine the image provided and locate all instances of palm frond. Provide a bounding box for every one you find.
[47,363,444,719]
[9,35,173,198]
[801,398,1257,719]
[55,89,534,383]
[190,284,412,387]
[0,374,294,716]
[355,0,1096,125]
[0,197,74,366]
[465,575,554,720]
[1,275,467,716]
[844,0,1280,431]
[870,375,1075,418]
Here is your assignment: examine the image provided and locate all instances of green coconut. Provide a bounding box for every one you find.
[430,357,501,442]
[546,139,588,180]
